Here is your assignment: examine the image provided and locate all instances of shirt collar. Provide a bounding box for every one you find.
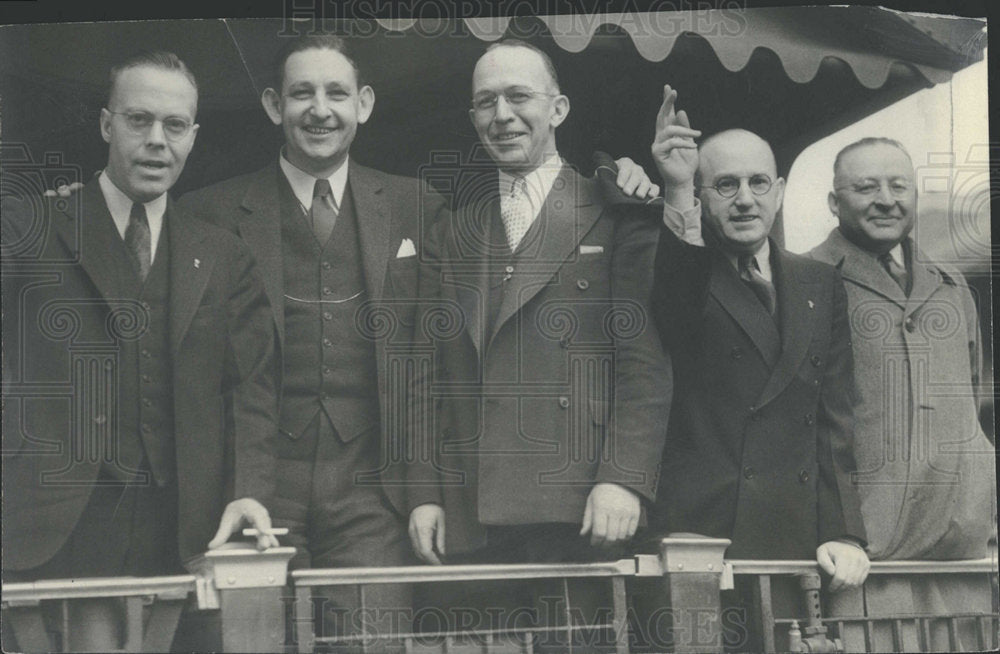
[279,150,349,212]
[885,242,905,269]
[497,152,563,215]
[725,238,773,283]
[98,170,166,249]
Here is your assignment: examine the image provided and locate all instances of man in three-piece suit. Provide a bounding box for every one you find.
[811,138,995,652]
[2,52,278,649]
[178,35,450,643]
[406,41,670,647]
[647,89,869,585]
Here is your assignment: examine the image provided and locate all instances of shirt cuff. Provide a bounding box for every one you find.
[662,198,704,246]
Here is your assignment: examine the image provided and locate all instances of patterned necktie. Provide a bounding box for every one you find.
[879,252,909,296]
[311,178,338,244]
[500,177,531,252]
[124,202,152,282]
[738,253,777,316]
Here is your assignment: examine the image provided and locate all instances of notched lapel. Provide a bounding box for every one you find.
[168,207,214,354]
[756,250,819,409]
[237,165,285,343]
[905,255,944,312]
[350,165,391,302]
[709,252,781,368]
[490,167,601,343]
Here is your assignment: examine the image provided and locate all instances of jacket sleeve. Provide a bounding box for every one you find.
[816,269,868,547]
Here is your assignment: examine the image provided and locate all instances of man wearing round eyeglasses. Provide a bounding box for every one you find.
[645,90,869,602]
[810,138,995,651]
[2,51,279,650]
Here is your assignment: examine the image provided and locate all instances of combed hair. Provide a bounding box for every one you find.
[483,38,560,92]
[833,137,912,177]
[272,35,364,90]
[108,51,198,107]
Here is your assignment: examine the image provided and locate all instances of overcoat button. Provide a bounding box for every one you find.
[799,469,810,483]
[804,413,815,426]
[904,317,916,333]
[558,397,570,409]
[743,466,755,480]
[576,279,589,290]
[731,347,744,360]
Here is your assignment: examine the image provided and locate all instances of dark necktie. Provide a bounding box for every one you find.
[124,202,152,283]
[310,178,338,244]
[739,253,777,316]
[879,252,909,296]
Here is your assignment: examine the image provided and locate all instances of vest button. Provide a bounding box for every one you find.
[558,396,570,409]
[322,261,332,270]
[810,355,822,367]
[323,287,333,296]
[323,367,332,376]
[804,413,814,426]
[94,415,107,425]
[142,374,152,383]
[322,338,333,347]
[559,336,570,349]
[749,406,761,421]
[141,302,151,311]
[730,347,744,360]
[141,349,151,359]
[799,469,810,483]
[743,466,755,480]
[576,279,589,291]
[505,265,514,274]
[323,311,333,321]
[142,398,152,407]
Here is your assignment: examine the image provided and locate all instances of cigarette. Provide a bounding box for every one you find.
[242,528,290,536]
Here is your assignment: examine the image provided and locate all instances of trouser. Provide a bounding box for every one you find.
[271,412,413,652]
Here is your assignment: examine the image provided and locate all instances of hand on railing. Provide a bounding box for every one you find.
[208,498,280,551]
[409,503,446,565]
[581,483,641,547]
[816,540,870,591]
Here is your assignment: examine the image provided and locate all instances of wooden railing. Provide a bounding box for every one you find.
[2,539,996,653]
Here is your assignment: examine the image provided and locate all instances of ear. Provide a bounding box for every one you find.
[827,190,839,217]
[261,88,283,126]
[773,176,786,210]
[356,85,375,125]
[550,93,570,129]
[189,123,200,148]
[100,108,113,144]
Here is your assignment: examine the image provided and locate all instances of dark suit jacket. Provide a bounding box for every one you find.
[2,180,278,570]
[179,161,448,514]
[651,228,866,560]
[408,165,671,555]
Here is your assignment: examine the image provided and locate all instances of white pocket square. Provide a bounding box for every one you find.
[579,245,604,254]
[396,238,416,258]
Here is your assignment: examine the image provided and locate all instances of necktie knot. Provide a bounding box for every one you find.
[738,252,777,317]
[879,251,909,295]
[125,202,152,282]
[313,178,332,200]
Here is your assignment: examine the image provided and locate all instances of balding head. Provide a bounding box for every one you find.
[695,129,784,255]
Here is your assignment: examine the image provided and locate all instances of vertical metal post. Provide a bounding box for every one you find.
[657,537,731,654]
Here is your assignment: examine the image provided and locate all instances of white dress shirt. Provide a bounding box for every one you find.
[279,150,349,214]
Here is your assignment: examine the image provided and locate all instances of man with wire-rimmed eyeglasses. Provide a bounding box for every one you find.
[810,137,996,652]
[643,86,870,595]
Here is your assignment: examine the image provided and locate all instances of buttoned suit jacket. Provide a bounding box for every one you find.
[408,165,672,556]
[2,179,278,571]
[179,162,448,515]
[810,229,995,560]
[651,228,866,560]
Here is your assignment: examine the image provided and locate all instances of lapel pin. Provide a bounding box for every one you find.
[194,258,201,269]
[807,300,815,309]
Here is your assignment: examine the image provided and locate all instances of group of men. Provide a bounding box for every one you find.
[2,32,994,652]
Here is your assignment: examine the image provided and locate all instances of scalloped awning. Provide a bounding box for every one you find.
[375,7,985,90]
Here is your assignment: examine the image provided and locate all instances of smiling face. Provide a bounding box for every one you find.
[469,45,568,174]
[262,47,374,178]
[697,130,784,255]
[829,142,916,255]
[100,65,199,203]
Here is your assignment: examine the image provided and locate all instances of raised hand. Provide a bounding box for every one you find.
[651,84,701,205]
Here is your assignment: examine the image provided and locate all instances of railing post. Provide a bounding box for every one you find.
[189,544,296,653]
[658,537,731,653]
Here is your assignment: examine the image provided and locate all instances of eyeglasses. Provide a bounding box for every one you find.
[106,110,194,142]
[471,87,557,112]
[834,178,912,197]
[700,174,773,199]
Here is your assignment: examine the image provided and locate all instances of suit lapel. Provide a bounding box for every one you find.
[756,247,819,408]
[59,180,122,303]
[827,229,907,310]
[709,251,782,368]
[348,164,391,302]
[237,164,286,344]
[168,202,214,354]
[904,246,944,313]
[489,167,601,345]
[453,196,496,355]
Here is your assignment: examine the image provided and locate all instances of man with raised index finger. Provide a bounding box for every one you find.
[646,85,870,589]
